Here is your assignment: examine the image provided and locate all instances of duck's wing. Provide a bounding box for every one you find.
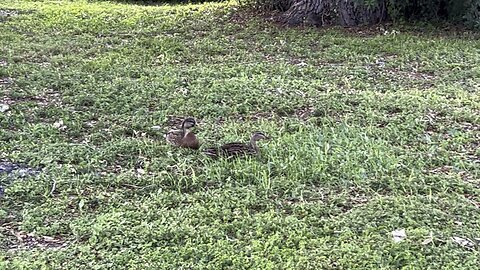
[220,143,255,157]
[165,129,183,145]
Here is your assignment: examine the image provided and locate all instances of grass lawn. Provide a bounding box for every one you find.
[0,0,479,268]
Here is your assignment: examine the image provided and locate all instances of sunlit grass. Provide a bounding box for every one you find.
[0,0,479,268]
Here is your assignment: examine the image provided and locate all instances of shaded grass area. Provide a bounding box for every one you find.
[0,0,479,268]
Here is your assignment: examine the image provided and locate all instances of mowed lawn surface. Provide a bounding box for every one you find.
[0,0,479,268]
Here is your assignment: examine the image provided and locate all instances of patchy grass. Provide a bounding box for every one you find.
[0,0,479,268]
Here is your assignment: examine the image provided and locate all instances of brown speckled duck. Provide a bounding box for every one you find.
[203,131,269,158]
[165,117,200,149]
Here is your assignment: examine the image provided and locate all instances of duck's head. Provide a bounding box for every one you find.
[251,131,269,142]
[181,117,197,129]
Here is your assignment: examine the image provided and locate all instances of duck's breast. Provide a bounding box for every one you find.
[182,133,200,149]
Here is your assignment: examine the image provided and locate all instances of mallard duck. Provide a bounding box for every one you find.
[203,131,269,158]
[165,117,200,149]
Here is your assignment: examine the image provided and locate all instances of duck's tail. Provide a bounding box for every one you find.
[202,147,219,158]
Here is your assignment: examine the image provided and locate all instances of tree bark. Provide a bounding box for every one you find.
[282,0,387,27]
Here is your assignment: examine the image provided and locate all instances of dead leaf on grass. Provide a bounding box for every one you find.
[392,228,407,243]
[53,120,66,130]
[0,103,9,113]
[452,236,475,250]
[421,232,434,245]
[136,168,145,175]
[0,77,13,85]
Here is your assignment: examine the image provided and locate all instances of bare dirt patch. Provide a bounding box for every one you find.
[428,165,479,187]
[1,221,67,251]
[1,90,63,108]
[366,62,437,89]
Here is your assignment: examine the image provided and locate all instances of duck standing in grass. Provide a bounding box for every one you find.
[165,117,200,149]
[203,131,269,158]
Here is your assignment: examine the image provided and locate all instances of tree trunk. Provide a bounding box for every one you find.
[282,0,387,27]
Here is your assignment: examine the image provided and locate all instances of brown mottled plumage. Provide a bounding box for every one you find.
[203,131,269,158]
[165,118,200,149]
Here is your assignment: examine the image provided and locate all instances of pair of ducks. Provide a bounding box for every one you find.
[165,118,269,158]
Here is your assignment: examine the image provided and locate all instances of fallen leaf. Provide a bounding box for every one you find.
[53,120,64,129]
[452,236,475,250]
[392,229,407,243]
[422,232,434,245]
[422,238,433,245]
[0,77,13,84]
[0,103,9,113]
[43,236,55,241]
[78,199,85,210]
